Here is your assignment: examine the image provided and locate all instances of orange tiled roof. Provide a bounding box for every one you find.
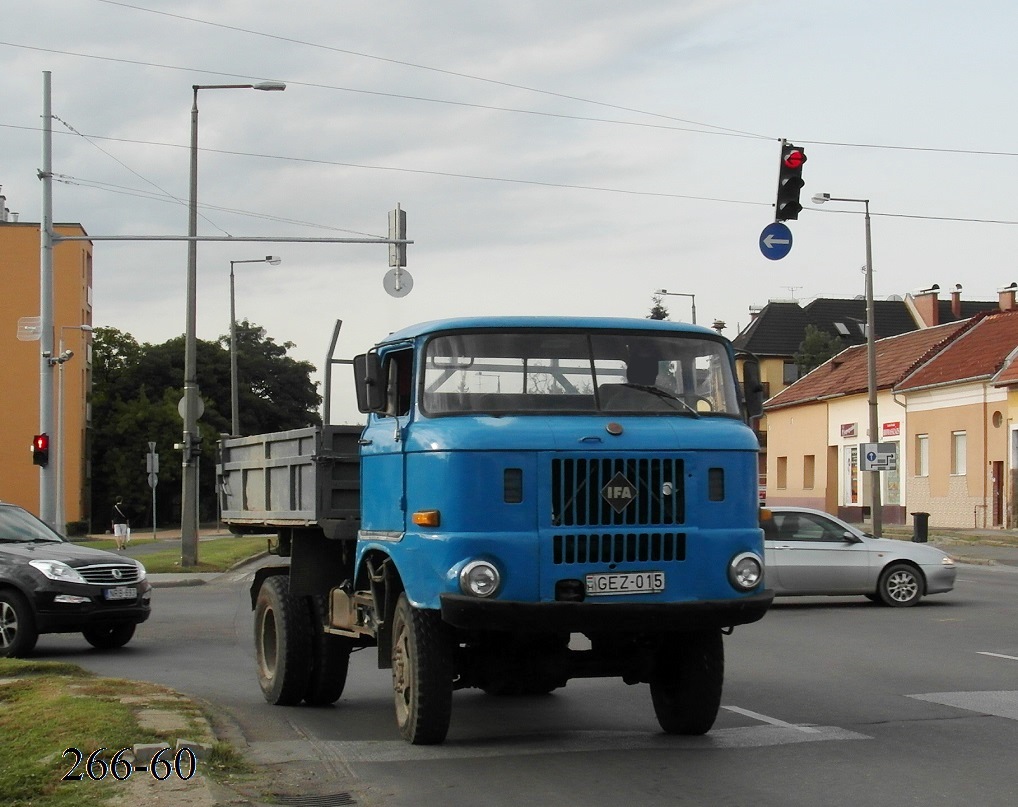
[898,309,1018,391]
[765,321,966,410]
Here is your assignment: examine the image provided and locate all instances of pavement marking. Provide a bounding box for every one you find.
[977,651,1018,661]
[247,724,869,765]
[908,691,1018,721]
[722,705,822,733]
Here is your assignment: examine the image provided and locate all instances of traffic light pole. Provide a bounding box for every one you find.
[38,71,56,527]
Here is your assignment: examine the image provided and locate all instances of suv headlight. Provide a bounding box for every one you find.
[459,560,501,597]
[728,552,763,591]
[29,560,87,584]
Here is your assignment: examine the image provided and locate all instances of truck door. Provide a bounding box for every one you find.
[359,348,413,535]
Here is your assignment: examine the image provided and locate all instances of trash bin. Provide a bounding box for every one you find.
[911,512,930,543]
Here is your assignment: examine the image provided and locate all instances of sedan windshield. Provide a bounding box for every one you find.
[0,506,65,543]
[422,330,742,416]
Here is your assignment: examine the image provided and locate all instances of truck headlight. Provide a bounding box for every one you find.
[728,552,763,591]
[459,560,501,598]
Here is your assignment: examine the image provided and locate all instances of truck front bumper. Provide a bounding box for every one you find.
[440,590,773,633]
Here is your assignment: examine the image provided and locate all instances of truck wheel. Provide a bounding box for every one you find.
[0,589,38,658]
[82,622,136,649]
[391,593,454,744]
[304,596,352,706]
[650,629,724,735]
[254,576,312,705]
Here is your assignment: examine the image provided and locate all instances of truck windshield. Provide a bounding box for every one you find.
[421,330,741,416]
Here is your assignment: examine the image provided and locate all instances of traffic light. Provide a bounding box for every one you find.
[775,142,807,221]
[32,433,50,467]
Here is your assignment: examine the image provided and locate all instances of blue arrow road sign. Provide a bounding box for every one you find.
[759,221,793,260]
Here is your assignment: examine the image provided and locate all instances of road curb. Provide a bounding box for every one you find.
[148,552,271,588]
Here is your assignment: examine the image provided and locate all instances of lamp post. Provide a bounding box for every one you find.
[654,289,697,324]
[812,192,881,537]
[181,81,285,567]
[230,256,280,436]
[52,324,92,535]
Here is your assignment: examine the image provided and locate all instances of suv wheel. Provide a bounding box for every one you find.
[0,590,39,658]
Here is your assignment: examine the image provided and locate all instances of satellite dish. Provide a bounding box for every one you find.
[383,268,413,298]
[886,294,903,301]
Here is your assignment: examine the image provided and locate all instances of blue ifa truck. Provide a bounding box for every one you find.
[219,316,771,745]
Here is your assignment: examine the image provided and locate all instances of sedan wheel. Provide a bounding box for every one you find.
[878,563,924,607]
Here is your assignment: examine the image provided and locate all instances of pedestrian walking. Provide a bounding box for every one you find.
[111,496,131,550]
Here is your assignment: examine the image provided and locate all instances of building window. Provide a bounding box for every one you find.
[782,361,799,385]
[776,456,788,489]
[951,431,966,476]
[916,434,929,477]
[803,455,815,489]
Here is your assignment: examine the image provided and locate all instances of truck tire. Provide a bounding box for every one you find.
[82,622,136,649]
[254,575,312,705]
[391,593,454,744]
[304,596,352,706]
[650,629,724,735]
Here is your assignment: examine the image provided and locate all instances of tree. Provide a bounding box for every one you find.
[90,323,320,531]
[794,324,844,376]
[648,295,670,321]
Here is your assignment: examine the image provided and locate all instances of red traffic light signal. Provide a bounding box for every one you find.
[775,142,807,221]
[32,433,50,467]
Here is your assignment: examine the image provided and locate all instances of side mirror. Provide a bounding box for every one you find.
[740,355,764,419]
[353,352,385,413]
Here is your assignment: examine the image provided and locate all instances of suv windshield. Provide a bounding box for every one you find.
[0,505,65,544]
[421,330,741,416]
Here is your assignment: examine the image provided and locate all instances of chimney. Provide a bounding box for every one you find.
[950,284,963,319]
[913,284,941,326]
[999,282,1018,312]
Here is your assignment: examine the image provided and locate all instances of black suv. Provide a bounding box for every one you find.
[0,502,152,657]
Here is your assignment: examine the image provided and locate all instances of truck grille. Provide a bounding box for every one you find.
[77,564,143,585]
[551,457,684,527]
[552,533,685,565]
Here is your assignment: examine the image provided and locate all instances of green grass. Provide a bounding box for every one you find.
[0,659,178,807]
[77,535,270,573]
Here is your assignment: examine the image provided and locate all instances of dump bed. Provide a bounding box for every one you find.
[217,425,362,539]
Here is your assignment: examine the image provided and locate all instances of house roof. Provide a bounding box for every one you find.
[897,309,1018,392]
[733,295,997,358]
[733,297,920,357]
[764,321,966,411]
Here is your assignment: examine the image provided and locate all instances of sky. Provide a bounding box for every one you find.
[3,0,1018,423]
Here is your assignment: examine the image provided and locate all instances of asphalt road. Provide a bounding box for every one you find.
[34,558,1018,807]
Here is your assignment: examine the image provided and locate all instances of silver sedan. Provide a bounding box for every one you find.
[762,507,956,607]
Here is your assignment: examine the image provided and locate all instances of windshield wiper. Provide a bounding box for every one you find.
[621,384,701,417]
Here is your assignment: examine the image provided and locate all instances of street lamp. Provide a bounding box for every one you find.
[655,289,697,324]
[53,324,92,535]
[181,81,285,567]
[812,192,881,537]
[230,256,281,436]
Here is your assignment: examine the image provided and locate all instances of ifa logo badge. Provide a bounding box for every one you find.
[601,472,637,513]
